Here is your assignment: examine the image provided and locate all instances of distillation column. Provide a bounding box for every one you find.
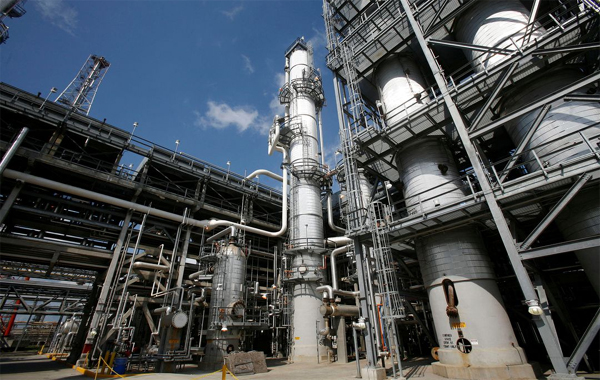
[455,0,600,296]
[501,70,600,296]
[281,39,327,362]
[376,55,535,379]
[200,235,247,370]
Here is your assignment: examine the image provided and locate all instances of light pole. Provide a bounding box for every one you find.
[172,140,180,161]
[226,161,231,180]
[39,87,57,110]
[128,122,138,144]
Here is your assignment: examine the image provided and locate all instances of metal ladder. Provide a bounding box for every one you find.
[369,201,405,319]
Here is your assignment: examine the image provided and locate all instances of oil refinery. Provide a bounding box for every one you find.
[0,0,598,379]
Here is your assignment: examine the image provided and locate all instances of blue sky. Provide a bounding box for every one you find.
[0,0,340,189]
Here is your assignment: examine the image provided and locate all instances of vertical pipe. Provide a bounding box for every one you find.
[353,326,362,378]
[0,127,28,177]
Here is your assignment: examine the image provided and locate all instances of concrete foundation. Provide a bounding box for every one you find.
[360,365,387,380]
[432,362,537,380]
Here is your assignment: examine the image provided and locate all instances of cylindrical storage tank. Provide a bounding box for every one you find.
[501,69,600,295]
[201,241,247,370]
[375,55,429,126]
[396,139,534,378]
[455,0,544,72]
[395,138,466,215]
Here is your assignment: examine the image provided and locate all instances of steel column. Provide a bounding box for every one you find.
[0,127,28,176]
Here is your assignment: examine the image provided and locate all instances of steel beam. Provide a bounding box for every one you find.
[520,174,591,250]
[468,62,519,133]
[532,42,600,56]
[428,38,514,54]
[0,180,24,225]
[498,105,551,183]
[566,307,600,374]
[470,73,600,139]
[399,0,570,373]
[519,235,600,260]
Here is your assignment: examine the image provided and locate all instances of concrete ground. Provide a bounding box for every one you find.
[1,352,598,380]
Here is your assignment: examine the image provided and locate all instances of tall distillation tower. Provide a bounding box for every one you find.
[275,38,327,362]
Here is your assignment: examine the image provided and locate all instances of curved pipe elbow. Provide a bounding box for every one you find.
[245,169,283,182]
[327,193,345,234]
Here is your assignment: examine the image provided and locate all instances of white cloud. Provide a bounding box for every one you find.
[222,5,244,20]
[269,95,284,117]
[35,0,78,35]
[308,26,327,51]
[194,101,270,135]
[274,72,285,87]
[242,55,254,74]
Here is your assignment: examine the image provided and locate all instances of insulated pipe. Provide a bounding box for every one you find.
[245,169,283,183]
[327,193,345,234]
[152,307,172,315]
[0,127,28,177]
[2,169,211,229]
[204,146,288,238]
[319,304,360,317]
[325,236,353,247]
[132,262,169,271]
[330,245,351,289]
[316,285,359,299]
[205,226,237,244]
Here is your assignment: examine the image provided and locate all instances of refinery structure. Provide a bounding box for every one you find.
[0,0,599,379]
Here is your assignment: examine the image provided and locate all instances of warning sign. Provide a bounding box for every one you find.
[294,337,300,340]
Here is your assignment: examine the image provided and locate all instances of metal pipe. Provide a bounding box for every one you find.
[152,307,172,315]
[3,168,289,239]
[206,226,237,244]
[0,127,28,177]
[331,245,350,289]
[316,285,359,299]
[132,262,169,271]
[327,193,346,234]
[2,169,211,229]
[245,169,283,183]
[353,326,362,378]
[325,236,353,247]
[319,318,330,336]
[319,304,360,317]
[205,147,288,238]
[318,110,326,166]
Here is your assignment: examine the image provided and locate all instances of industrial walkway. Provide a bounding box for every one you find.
[1,353,598,380]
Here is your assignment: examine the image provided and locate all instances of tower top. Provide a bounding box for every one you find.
[56,54,110,116]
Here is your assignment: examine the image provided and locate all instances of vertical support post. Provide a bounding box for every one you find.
[0,127,28,176]
[353,240,378,367]
[398,0,570,374]
[85,210,134,349]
